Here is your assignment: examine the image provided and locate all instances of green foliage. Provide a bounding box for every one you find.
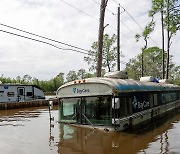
[77,69,95,79]
[170,65,180,79]
[125,46,177,79]
[149,0,164,16]
[77,69,86,79]
[164,0,180,36]
[172,78,180,86]
[142,21,155,40]
[0,70,95,93]
[149,0,180,38]
[66,71,78,82]
[135,21,155,48]
[135,34,141,42]
[84,34,117,72]
[66,69,95,82]
[125,58,141,80]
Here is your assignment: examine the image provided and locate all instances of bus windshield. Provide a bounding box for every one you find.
[60,96,112,126]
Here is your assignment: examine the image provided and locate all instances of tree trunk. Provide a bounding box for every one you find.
[166,0,170,79]
[107,55,111,72]
[161,10,165,79]
[142,38,148,77]
[166,32,170,79]
[141,51,144,77]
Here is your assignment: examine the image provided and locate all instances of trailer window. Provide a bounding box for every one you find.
[7,92,14,97]
[27,92,33,96]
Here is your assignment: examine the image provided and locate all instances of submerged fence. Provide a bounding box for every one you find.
[0,99,58,110]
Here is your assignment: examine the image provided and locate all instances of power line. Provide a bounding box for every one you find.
[0,29,120,61]
[0,22,128,55]
[0,28,127,70]
[58,0,120,33]
[111,0,144,31]
[0,23,90,53]
[58,0,99,21]
[59,0,129,39]
[0,29,91,55]
[111,0,159,46]
[120,20,134,33]
[91,0,116,15]
[90,0,134,37]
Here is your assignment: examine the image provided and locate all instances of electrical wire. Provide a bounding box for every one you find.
[0,29,92,56]
[89,0,134,37]
[58,0,130,39]
[0,23,90,53]
[111,0,159,46]
[0,29,120,61]
[58,0,99,21]
[58,0,121,33]
[91,0,116,15]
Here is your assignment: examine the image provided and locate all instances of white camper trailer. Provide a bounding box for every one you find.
[0,83,45,103]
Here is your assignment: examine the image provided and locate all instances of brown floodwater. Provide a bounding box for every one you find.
[0,106,179,154]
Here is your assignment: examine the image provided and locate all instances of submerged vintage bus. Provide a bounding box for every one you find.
[56,72,180,131]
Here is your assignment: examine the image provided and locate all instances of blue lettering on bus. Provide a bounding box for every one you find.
[73,88,90,94]
[73,88,76,93]
[132,96,150,110]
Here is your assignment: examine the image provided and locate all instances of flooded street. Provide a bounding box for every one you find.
[0,106,179,154]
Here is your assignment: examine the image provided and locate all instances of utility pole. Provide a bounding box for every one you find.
[96,0,108,77]
[117,6,120,71]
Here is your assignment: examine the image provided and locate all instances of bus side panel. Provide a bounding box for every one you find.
[131,92,150,113]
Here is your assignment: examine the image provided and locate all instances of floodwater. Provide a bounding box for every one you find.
[0,106,179,154]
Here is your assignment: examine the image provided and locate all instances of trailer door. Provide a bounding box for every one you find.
[17,87,25,102]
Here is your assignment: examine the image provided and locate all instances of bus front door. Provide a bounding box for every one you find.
[76,98,88,125]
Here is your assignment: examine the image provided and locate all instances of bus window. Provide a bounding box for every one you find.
[113,97,132,119]
[149,94,153,107]
[61,98,80,122]
[154,94,158,106]
[112,98,120,120]
[84,96,111,125]
[119,98,126,117]
[126,98,132,115]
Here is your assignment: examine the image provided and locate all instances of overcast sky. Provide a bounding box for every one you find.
[0,0,179,80]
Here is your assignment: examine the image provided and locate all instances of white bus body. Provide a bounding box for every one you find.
[57,77,180,131]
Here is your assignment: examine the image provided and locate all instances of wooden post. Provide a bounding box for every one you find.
[97,0,108,77]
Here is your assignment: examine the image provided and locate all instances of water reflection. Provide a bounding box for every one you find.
[0,107,179,154]
[49,115,56,150]
[0,108,42,127]
[57,113,180,154]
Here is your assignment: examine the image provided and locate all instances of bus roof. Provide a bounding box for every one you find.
[57,77,180,98]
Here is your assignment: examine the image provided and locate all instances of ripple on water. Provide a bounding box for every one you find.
[0,107,179,154]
